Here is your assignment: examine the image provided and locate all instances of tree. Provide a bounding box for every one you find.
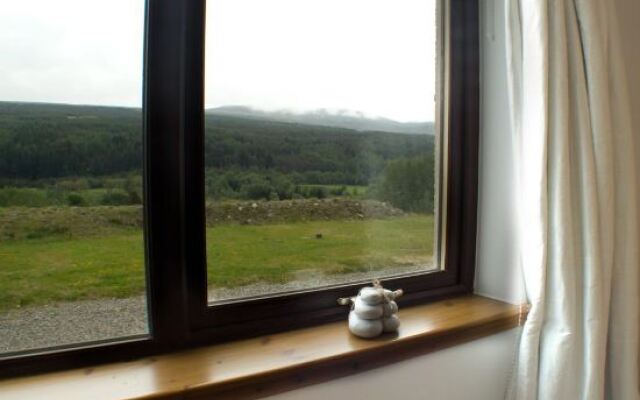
[372,154,435,213]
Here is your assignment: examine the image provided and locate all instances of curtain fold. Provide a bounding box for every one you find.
[505,0,639,399]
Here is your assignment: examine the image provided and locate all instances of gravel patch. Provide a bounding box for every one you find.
[0,297,147,354]
[208,264,433,301]
[1,264,433,353]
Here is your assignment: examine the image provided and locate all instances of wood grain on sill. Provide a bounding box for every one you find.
[0,295,527,400]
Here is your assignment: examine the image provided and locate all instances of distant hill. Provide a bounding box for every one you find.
[0,101,433,184]
[0,102,434,135]
[0,101,141,120]
[206,106,434,135]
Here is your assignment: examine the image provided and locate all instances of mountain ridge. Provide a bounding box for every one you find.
[0,101,435,135]
[206,106,435,135]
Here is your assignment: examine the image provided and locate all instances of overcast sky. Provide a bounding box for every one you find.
[0,0,436,123]
[0,0,146,108]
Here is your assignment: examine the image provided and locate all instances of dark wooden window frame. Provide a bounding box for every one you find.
[0,0,478,379]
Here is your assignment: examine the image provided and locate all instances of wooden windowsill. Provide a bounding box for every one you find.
[0,295,527,400]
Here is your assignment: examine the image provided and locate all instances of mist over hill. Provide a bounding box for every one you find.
[206,106,435,135]
[0,102,434,135]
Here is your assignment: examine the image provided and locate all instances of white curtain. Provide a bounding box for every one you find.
[504,0,640,399]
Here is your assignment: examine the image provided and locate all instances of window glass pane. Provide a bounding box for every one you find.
[205,0,439,301]
[0,0,147,353]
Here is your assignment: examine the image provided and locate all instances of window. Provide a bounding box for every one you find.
[0,0,147,355]
[203,0,440,302]
[0,0,478,377]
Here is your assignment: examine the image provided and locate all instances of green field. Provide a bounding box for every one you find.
[0,213,433,313]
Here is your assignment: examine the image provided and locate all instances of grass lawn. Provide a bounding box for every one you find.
[0,215,433,313]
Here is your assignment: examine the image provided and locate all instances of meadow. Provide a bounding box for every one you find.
[0,204,433,313]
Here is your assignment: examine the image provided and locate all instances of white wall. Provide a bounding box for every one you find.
[474,0,523,305]
[265,329,520,400]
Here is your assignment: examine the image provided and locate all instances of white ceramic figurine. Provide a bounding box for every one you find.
[338,279,403,339]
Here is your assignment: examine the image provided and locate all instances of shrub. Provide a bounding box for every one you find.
[127,189,142,205]
[56,178,90,191]
[372,155,435,213]
[101,190,131,206]
[87,177,105,189]
[329,186,347,196]
[67,193,86,206]
[268,191,280,201]
[0,187,52,207]
[243,183,272,200]
[307,186,328,199]
[268,174,293,200]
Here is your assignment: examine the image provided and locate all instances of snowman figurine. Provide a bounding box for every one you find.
[338,279,403,339]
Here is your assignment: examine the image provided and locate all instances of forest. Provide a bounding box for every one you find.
[0,101,436,213]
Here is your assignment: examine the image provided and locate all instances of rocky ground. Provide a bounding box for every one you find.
[207,198,404,226]
[0,199,404,241]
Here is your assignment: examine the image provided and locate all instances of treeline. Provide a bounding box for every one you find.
[205,153,436,213]
[0,157,436,213]
[205,169,355,202]
[0,102,433,186]
[0,174,143,208]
